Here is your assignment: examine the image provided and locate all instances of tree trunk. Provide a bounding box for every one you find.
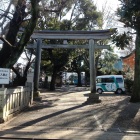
[0,0,39,68]
[0,1,25,67]
[85,70,90,86]
[13,76,27,86]
[77,71,82,87]
[130,32,140,102]
[50,68,57,91]
[11,67,27,86]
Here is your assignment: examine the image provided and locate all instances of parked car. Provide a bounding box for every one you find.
[96,75,125,94]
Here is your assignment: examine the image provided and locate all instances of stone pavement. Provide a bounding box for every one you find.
[0,85,140,140]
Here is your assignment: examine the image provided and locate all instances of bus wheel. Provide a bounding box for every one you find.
[116,88,122,94]
[97,88,103,94]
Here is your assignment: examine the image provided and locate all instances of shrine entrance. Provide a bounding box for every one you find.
[28,29,115,104]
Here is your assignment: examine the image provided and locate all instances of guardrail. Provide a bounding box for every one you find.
[0,82,33,123]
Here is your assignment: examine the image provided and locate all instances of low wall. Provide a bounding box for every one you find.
[0,82,33,123]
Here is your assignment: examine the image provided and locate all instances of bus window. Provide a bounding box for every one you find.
[101,78,114,83]
[116,78,123,83]
[96,78,101,83]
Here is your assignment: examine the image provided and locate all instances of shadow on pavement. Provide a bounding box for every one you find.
[84,92,128,97]
[0,104,86,135]
[110,97,140,131]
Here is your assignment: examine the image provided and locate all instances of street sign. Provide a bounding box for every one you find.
[0,68,10,84]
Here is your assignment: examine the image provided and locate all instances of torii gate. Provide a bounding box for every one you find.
[28,29,115,104]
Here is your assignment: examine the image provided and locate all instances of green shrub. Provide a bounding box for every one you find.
[124,78,134,94]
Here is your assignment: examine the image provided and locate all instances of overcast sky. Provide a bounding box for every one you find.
[95,0,121,12]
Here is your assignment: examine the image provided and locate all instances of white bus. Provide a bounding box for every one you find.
[96,75,125,94]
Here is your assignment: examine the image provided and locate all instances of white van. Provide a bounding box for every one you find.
[96,75,125,94]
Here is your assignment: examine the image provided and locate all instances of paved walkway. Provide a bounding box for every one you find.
[0,86,140,140]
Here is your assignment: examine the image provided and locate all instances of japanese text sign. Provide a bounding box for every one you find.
[0,68,10,84]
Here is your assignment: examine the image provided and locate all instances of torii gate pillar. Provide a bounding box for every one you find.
[34,39,42,95]
[85,39,101,104]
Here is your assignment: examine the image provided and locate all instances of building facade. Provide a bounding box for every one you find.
[121,50,135,72]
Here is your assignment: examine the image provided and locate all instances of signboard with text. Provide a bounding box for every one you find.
[0,68,10,84]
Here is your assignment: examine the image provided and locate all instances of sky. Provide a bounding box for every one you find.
[95,0,122,29]
[95,0,124,56]
[95,0,121,12]
[95,0,133,57]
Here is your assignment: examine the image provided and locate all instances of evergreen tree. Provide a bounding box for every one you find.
[116,0,140,102]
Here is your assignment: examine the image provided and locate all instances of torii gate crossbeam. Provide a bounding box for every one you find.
[27,44,110,49]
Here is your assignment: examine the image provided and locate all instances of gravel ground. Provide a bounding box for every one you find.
[1,86,140,133]
[30,86,140,131]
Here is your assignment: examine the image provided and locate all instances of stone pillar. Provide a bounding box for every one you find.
[85,39,101,104]
[34,39,42,93]
[89,39,96,93]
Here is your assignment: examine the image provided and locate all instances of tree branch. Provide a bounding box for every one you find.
[127,31,136,34]
[0,37,14,48]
